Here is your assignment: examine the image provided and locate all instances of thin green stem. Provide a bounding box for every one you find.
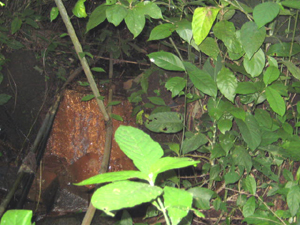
[157,197,171,225]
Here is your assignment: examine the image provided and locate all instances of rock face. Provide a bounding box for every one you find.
[28,87,137,215]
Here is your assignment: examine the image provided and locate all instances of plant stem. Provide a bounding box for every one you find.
[157,197,171,225]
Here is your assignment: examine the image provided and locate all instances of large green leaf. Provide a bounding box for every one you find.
[164,186,193,225]
[74,170,148,186]
[92,181,163,216]
[244,176,256,195]
[253,2,280,28]
[240,21,266,59]
[243,213,281,225]
[267,42,300,57]
[192,7,220,45]
[188,187,215,210]
[235,82,257,94]
[254,109,273,130]
[165,77,186,98]
[86,4,108,32]
[148,23,175,41]
[106,4,128,26]
[148,51,185,71]
[265,86,286,116]
[115,126,163,173]
[242,196,255,217]
[213,21,244,60]
[72,0,87,18]
[125,8,145,38]
[184,61,217,97]
[176,20,193,44]
[145,112,183,133]
[149,157,199,183]
[217,67,237,103]
[243,48,265,77]
[236,113,261,151]
[232,146,252,173]
[281,1,300,9]
[263,66,280,85]
[0,210,32,225]
[287,185,300,216]
[282,60,300,80]
[135,1,162,19]
[281,141,300,161]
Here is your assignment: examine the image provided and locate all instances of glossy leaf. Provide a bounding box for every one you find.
[282,60,300,80]
[265,86,286,116]
[243,196,255,217]
[263,66,280,85]
[86,4,108,32]
[148,51,185,71]
[115,126,163,173]
[164,186,193,225]
[165,77,186,98]
[0,210,32,225]
[75,170,148,186]
[106,4,128,26]
[217,67,237,103]
[148,23,175,41]
[192,7,220,45]
[253,2,280,28]
[240,22,266,59]
[184,61,217,97]
[72,0,87,18]
[176,20,193,44]
[50,7,59,22]
[92,181,163,216]
[243,48,265,77]
[145,112,183,133]
[236,114,261,151]
[125,8,145,38]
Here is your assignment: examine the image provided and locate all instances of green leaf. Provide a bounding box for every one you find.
[50,7,59,22]
[243,48,265,77]
[224,171,240,185]
[217,67,237,103]
[175,20,193,44]
[282,60,300,80]
[72,0,87,18]
[0,94,11,105]
[184,61,217,97]
[192,7,220,45]
[75,170,148,186]
[125,8,145,38]
[115,126,164,173]
[213,21,244,60]
[253,157,278,182]
[243,196,256,217]
[281,1,300,9]
[135,1,162,19]
[145,112,183,133]
[283,169,294,182]
[281,141,300,161]
[148,23,175,41]
[265,86,286,116]
[217,119,232,134]
[244,176,256,195]
[199,37,219,60]
[243,213,282,224]
[182,133,208,154]
[165,77,186,98]
[86,4,108,32]
[25,18,39,29]
[267,42,300,57]
[106,4,128,26]
[236,113,261,151]
[107,101,121,106]
[287,185,300,216]
[92,181,163,216]
[11,17,22,34]
[253,2,280,28]
[232,146,252,173]
[240,21,266,59]
[147,97,166,106]
[148,51,185,71]
[235,82,257,94]
[188,187,215,210]
[111,113,123,121]
[81,94,94,101]
[91,67,105,72]
[263,66,280,85]
[164,186,193,225]
[0,210,33,225]
[150,157,199,183]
